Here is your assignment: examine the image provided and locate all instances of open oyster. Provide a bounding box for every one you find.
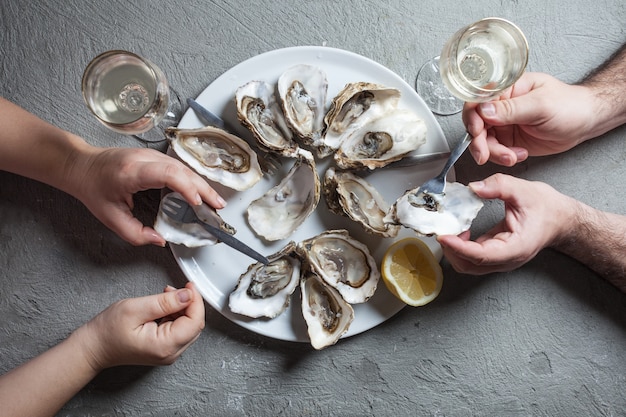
[320,82,401,158]
[297,229,379,304]
[277,64,328,149]
[334,109,427,170]
[166,126,263,191]
[229,242,301,319]
[301,270,354,350]
[154,192,236,247]
[385,182,484,236]
[235,80,300,157]
[323,167,399,238]
[246,149,320,241]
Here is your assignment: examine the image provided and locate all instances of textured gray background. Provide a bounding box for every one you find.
[1,1,626,416]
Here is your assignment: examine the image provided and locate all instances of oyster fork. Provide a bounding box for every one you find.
[161,195,269,265]
[187,98,282,175]
[415,132,472,194]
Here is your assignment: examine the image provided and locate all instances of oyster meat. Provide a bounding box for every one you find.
[300,270,354,350]
[235,80,300,157]
[229,242,301,319]
[154,192,236,247]
[277,64,328,149]
[323,167,399,238]
[166,126,263,191]
[320,82,401,158]
[385,182,484,236]
[334,109,427,170]
[297,229,379,304]
[246,149,320,241]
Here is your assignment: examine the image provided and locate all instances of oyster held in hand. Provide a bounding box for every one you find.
[154,192,236,247]
[385,182,484,236]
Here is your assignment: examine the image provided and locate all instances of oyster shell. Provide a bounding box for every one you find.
[300,270,354,350]
[235,80,300,157]
[297,229,379,304]
[229,242,301,319]
[323,167,399,238]
[154,192,236,247]
[320,82,401,158]
[246,149,320,241]
[166,126,263,191]
[385,182,484,236]
[334,109,427,170]
[277,64,328,148]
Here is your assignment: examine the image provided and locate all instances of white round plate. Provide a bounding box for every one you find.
[172,46,452,343]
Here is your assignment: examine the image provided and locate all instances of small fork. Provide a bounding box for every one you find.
[161,195,269,264]
[414,132,472,195]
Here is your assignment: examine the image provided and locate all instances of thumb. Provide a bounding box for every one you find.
[477,94,542,127]
[137,288,194,323]
[469,173,526,202]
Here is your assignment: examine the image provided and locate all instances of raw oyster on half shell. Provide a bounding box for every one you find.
[229,242,301,319]
[323,167,399,238]
[246,149,320,241]
[235,80,300,157]
[320,82,401,158]
[300,270,354,350]
[277,64,328,149]
[166,126,263,191]
[385,182,484,236]
[154,192,236,247]
[297,229,379,304]
[334,109,427,170]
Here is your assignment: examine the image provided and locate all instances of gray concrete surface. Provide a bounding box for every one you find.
[1,0,626,416]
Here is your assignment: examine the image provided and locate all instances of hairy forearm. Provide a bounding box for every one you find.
[578,43,626,139]
[553,199,626,292]
[0,331,100,417]
[0,97,95,196]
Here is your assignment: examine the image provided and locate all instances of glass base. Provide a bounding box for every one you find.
[132,87,183,143]
[415,56,464,116]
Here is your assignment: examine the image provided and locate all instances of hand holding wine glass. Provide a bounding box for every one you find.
[416,17,529,115]
[82,50,183,143]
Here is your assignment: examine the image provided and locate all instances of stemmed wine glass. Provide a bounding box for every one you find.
[82,50,183,143]
[416,17,529,115]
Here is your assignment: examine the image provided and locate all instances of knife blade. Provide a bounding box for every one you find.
[200,221,269,265]
[187,98,235,131]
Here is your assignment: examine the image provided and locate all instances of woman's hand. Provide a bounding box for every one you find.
[76,282,205,370]
[71,147,226,246]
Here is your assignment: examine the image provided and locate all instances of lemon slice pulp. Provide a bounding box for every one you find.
[381,237,443,306]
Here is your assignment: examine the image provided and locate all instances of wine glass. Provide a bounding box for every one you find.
[416,17,529,115]
[81,50,183,143]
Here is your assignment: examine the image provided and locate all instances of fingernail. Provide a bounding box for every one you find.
[515,149,528,160]
[470,148,482,164]
[177,288,192,303]
[194,193,203,206]
[469,180,485,190]
[151,233,166,247]
[217,195,227,207]
[165,285,176,290]
[479,103,496,117]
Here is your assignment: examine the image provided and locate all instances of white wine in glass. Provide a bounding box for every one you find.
[416,18,529,115]
[82,50,182,142]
